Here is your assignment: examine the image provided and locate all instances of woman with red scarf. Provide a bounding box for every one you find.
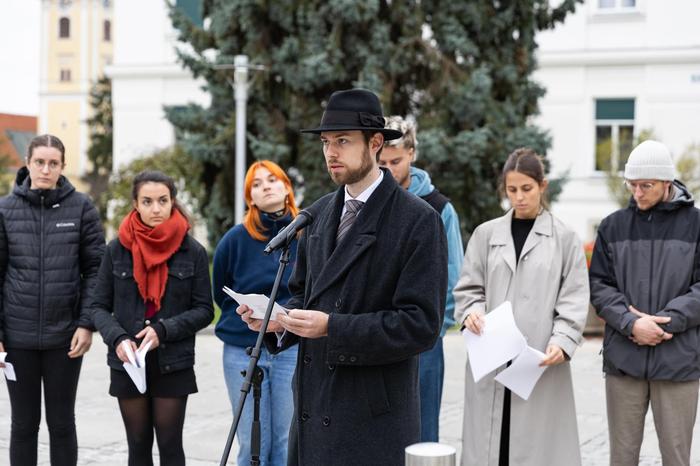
[91,170,214,466]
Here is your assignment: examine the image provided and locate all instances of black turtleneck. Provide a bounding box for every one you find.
[511,216,536,263]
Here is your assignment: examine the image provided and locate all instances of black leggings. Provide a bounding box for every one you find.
[118,396,189,466]
[4,347,83,466]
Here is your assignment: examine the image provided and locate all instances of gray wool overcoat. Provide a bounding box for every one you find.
[454,209,589,466]
[269,169,447,466]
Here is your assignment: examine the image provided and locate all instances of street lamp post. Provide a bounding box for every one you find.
[233,55,248,224]
[213,55,265,225]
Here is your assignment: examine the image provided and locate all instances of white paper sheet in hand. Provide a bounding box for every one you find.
[223,287,288,321]
[0,352,17,381]
[462,301,527,383]
[494,346,548,400]
[122,340,151,394]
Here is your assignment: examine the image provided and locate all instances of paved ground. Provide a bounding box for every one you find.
[2,331,700,465]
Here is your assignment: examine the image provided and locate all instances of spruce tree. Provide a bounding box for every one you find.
[167,0,581,244]
[84,76,113,222]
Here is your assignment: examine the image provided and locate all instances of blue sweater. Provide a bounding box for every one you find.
[408,167,464,336]
[213,213,298,348]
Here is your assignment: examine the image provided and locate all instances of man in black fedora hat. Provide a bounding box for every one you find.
[239,88,448,465]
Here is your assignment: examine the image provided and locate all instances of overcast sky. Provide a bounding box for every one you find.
[0,0,40,116]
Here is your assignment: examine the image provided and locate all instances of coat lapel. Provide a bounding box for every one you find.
[519,210,553,259]
[489,210,517,274]
[307,170,396,305]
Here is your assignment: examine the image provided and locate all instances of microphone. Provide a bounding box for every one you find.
[263,209,315,254]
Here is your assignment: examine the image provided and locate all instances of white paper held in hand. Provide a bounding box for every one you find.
[494,346,548,400]
[0,352,17,381]
[122,340,152,394]
[462,301,527,383]
[223,287,288,321]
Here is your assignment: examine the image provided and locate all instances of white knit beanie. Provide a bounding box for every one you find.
[624,140,675,181]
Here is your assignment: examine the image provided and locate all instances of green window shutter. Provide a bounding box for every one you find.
[595,99,635,120]
[175,0,202,27]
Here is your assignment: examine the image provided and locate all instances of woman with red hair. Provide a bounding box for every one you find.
[213,160,299,466]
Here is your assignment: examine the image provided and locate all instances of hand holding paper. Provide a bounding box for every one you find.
[494,346,547,400]
[0,352,17,382]
[224,287,288,321]
[461,301,552,400]
[122,340,151,394]
[462,302,527,382]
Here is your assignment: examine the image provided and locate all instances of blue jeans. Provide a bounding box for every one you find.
[419,337,444,442]
[223,343,298,466]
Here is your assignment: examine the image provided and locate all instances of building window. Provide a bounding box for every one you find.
[595,99,635,172]
[103,20,111,41]
[59,17,70,38]
[597,0,637,11]
[60,69,72,82]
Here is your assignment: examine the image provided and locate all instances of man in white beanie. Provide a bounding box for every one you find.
[590,139,700,466]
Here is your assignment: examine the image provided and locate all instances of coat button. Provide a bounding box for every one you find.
[303,355,312,364]
[335,298,342,309]
[164,365,171,372]
[328,364,335,371]
[121,272,126,277]
[322,416,331,426]
[145,320,151,325]
[301,412,310,422]
[349,356,357,363]
[338,355,346,362]
[160,343,166,349]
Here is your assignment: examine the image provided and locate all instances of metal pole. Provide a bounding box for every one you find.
[405,443,456,466]
[233,54,248,225]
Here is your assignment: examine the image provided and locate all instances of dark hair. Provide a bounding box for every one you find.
[132,170,191,224]
[27,134,66,163]
[501,147,549,209]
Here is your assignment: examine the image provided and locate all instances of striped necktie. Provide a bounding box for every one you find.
[336,199,364,244]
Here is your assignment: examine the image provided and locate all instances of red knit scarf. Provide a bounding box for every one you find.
[118,208,189,315]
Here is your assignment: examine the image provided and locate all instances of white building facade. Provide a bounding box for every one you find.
[535,0,700,241]
[106,0,209,171]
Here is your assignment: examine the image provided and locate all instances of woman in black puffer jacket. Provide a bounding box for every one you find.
[0,134,106,466]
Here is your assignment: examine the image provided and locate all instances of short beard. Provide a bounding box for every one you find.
[328,146,374,186]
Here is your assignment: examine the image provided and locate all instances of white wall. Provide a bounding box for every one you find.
[107,0,209,170]
[535,0,700,241]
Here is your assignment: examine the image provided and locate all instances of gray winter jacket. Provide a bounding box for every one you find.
[590,181,700,381]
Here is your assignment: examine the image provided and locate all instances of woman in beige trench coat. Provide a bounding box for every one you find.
[454,148,589,466]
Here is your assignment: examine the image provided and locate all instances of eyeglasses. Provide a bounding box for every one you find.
[31,158,63,171]
[624,180,657,193]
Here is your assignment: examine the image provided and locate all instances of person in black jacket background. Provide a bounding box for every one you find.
[0,134,106,466]
[91,170,213,466]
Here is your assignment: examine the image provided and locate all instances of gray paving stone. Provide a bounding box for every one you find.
[1,332,700,465]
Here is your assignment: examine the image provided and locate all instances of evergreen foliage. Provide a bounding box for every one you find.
[84,76,113,222]
[167,0,581,244]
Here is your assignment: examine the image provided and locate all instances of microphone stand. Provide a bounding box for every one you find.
[219,240,293,465]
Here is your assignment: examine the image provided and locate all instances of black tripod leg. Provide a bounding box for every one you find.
[248,365,264,466]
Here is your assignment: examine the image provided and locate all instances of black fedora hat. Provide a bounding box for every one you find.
[301,88,403,140]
